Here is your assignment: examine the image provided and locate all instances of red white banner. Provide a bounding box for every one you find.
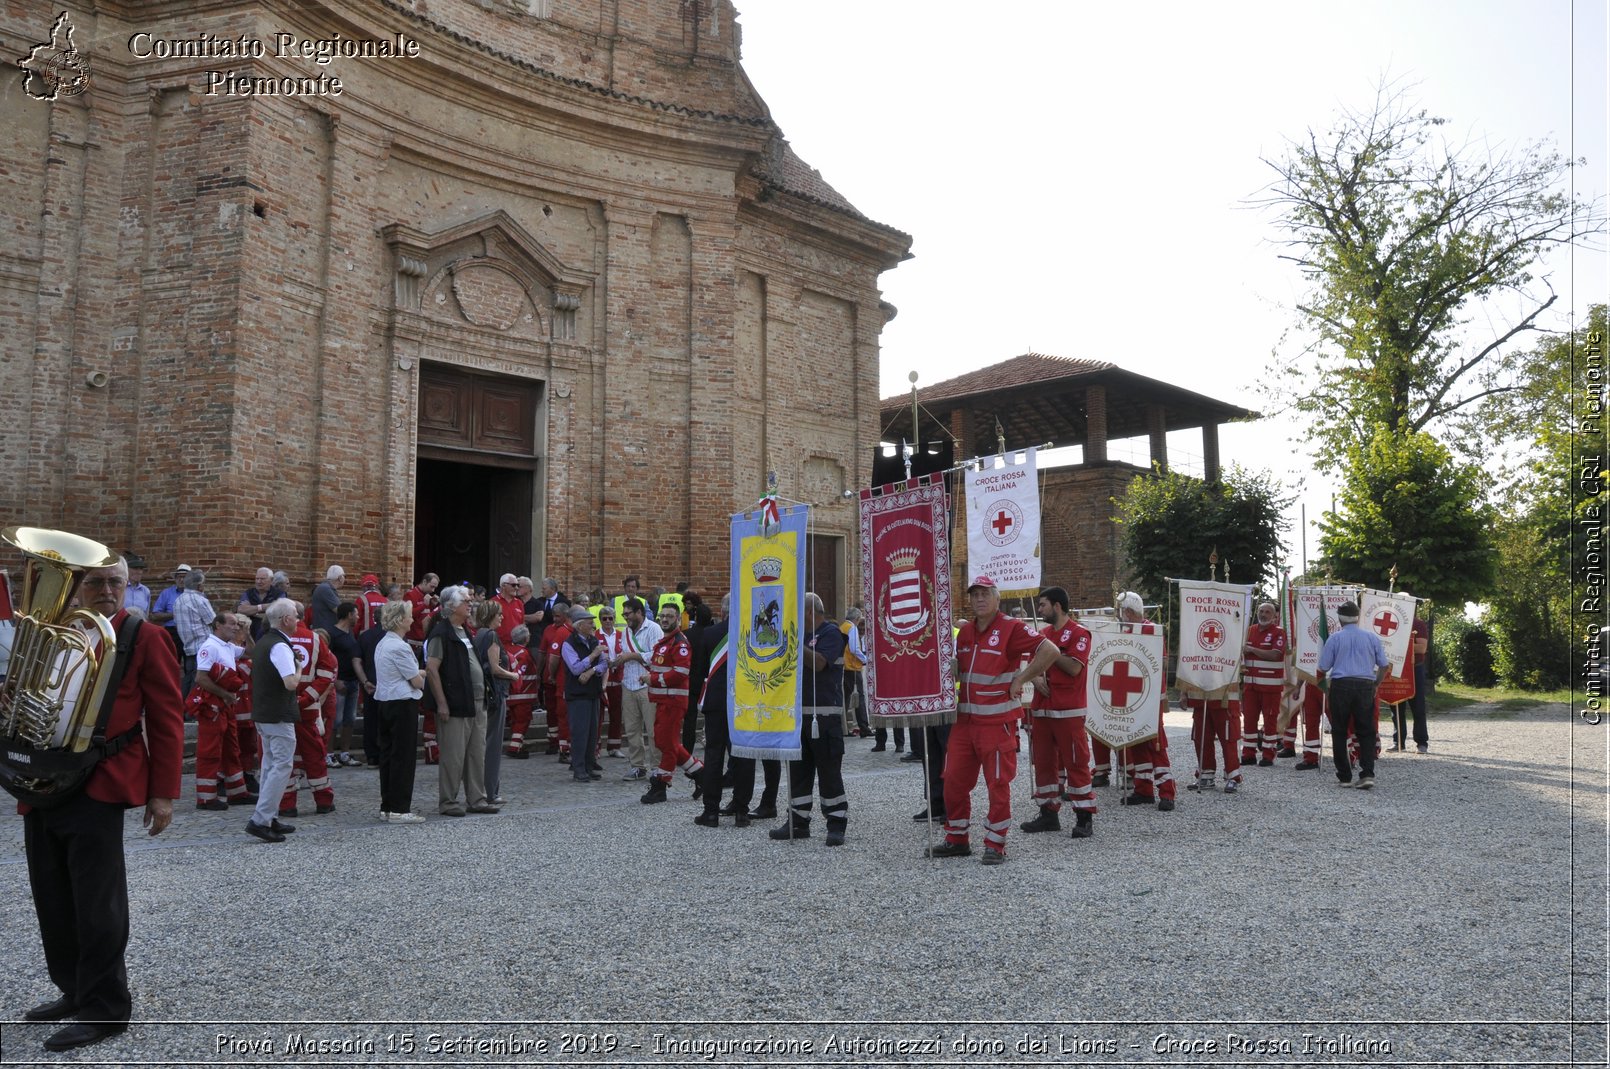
[1359,589,1418,675]
[859,477,956,726]
[1292,586,1359,684]
[963,448,1040,595]
[1083,618,1164,749]
[1174,579,1253,700]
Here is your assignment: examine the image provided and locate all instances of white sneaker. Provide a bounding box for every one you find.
[391,811,426,824]
[379,811,391,823]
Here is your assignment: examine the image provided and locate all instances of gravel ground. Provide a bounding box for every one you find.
[0,705,1602,1068]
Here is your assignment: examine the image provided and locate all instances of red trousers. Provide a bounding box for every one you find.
[506,696,538,754]
[280,714,333,810]
[651,698,701,781]
[1298,683,1325,765]
[1028,715,1095,813]
[549,687,570,751]
[1186,697,1242,784]
[422,710,440,763]
[942,716,1019,853]
[194,709,246,803]
[1241,685,1282,760]
[603,684,623,750]
[234,709,259,771]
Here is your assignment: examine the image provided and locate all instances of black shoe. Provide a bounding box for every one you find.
[510,748,530,760]
[1118,792,1153,806]
[719,801,741,816]
[1257,757,1275,767]
[912,807,947,822]
[43,1021,127,1052]
[1294,761,1319,771]
[545,741,560,755]
[733,813,752,827]
[270,819,297,834]
[1276,746,1297,758]
[1020,805,1061,833]
[1069,811,1094,839]
[769,821,810,840]
[748,804,776,820]
[24,995,76,1022]
[893,747,904,753]
[196,799,228,811]
[1156,798,1176,812]
[1091,772,1110,787]
[315,803,335,815]
[925,840,971,858]
[640,781,668,805]
[869,744,887,752]
[825,828,846,847]
[693,812,720,828]
[899,752,922,763]
[226,793,257,806]
[246,821,285,843]
[588,771,602,780]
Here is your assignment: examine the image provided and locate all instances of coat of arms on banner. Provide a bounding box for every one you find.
[742,555,797,690]
[878,549,935,658]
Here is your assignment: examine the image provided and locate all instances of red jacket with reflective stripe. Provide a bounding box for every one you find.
[647,631,692,715]
[956,612,1046,723]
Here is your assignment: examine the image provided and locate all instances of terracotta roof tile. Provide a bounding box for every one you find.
[755,141,911,240]
[885,353,1117,407]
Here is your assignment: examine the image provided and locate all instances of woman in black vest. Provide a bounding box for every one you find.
[472,600,518,805]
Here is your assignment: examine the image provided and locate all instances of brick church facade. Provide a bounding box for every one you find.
[0,0,910,609]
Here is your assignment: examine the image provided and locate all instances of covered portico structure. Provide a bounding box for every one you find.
[879,353,1256,609]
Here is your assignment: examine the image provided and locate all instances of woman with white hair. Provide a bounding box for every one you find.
[374,599,426,823]
[423,586,498,816]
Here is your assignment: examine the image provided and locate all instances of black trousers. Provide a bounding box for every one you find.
[730,756,780,809]
[376,698,419,813]
[912,724,949,810]
[24,794,132,1022]
[700,705,735,815]
[1329,678,1379,779]
[787,713,847,830]
[362,690,381,763]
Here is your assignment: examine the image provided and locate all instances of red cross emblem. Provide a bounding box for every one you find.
[1099,658,1146,709]
[1373,611,1399,637]
[1197,619,1225,650]
[991,510,1013,536]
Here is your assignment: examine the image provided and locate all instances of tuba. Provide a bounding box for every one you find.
[0,526,119,754]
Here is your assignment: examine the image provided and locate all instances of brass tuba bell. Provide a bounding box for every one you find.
[0,526,120,753]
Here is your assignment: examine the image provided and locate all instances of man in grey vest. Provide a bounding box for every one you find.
[248,599,303,843]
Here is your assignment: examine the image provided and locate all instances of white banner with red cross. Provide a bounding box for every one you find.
[1358,589,1418,676]
[1291,586,1360,684]
[963,448,1040,595]
[1174,579,1254,700]
[1082,618,1164,749]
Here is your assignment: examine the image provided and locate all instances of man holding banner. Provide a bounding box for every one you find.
[1318,600,1389,789]
[770,593,848,846]
[926,577,1059,866]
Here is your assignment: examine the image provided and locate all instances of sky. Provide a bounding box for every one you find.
[733,0,1608,576]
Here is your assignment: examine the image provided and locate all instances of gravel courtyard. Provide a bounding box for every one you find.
[0,704,1603,1067]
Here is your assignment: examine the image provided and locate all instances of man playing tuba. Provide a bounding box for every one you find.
[10,544,183,1052]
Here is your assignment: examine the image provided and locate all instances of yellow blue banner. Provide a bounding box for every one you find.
[728,503,805,761]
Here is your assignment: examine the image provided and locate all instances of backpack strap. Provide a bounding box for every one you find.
[88,614,143,747]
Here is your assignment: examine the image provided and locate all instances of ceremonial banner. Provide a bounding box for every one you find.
[963,448,1040,594]
[1084,618,1164,749]
[1376,649,1416,706]
[859,477,957,727]
[1292,586,1359,683]
[728,503,805,761]
[1359,589,1418,675]
[1174,579,1253,699]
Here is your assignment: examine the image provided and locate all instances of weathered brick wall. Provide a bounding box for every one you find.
[0,0,908,612]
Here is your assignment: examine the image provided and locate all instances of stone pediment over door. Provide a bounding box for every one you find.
[381,210,591,343]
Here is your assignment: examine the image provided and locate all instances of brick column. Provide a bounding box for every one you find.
[1085,384,1108,464]
[1148,403,1168,473]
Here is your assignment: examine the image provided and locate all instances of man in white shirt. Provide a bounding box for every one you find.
[614,598,662,780]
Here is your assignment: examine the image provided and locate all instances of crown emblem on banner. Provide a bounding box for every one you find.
[753,557,782,583]
[886,549,919,572]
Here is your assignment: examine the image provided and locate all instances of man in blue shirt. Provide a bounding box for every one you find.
[1317,600,1389,789]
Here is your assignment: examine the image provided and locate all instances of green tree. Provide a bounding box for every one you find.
[1257,85,1603,471]
[1114,466,1292,605]
[1482,305,1605,689]
[1318,425,1495,606]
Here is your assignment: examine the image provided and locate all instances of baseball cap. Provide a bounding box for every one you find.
[362,573,380,586]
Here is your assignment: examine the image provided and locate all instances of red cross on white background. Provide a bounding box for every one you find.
[1201,622,1223,645]
[1373,612,1399,637]
[1099,659,1145,707]
[991,510,1014,536]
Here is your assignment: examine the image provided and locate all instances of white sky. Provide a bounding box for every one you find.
[734,0,1608,574]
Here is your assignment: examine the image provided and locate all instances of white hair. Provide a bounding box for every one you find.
[325,565,345,581]
[438,585,472,613]
[265,599,299,626]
